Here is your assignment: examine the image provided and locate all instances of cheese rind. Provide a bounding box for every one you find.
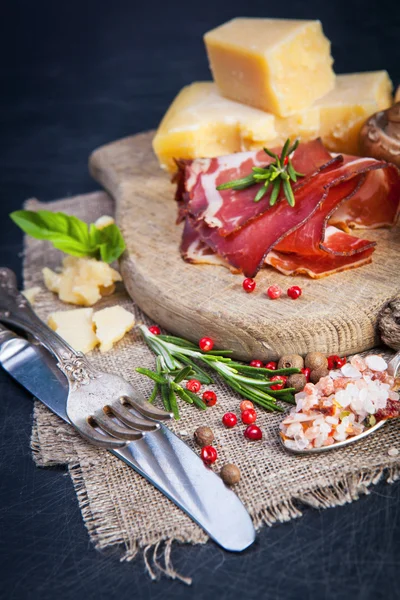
[315,71,393,154]
[153,82,276,171]
[43,256,122,306]
[204,18,335,117]
[48,308,99,354]
[92,306,135,353]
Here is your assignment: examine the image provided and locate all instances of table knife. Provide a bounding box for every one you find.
[0,324,256,552]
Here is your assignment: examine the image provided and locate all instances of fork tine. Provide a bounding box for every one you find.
[93,411,150,440]
[121,394,173,421]
[110,402,161,431]
[73,419,129,449]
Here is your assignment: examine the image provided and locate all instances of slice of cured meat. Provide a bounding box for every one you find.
[175,142,400,278]
[181,139,333,236]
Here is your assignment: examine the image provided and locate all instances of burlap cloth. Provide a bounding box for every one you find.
[25,191,400,584]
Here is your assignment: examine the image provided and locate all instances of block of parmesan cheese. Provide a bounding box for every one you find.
[315,71,393,154]
[395,85,400,103]
[153,82,276,171]
[153,82,320,170]
[204,18,335,117]
[92,306,135,353]
[48,308,99,354]
[43,256,122,306]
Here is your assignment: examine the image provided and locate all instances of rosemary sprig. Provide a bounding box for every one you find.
[216,138,304,207]
[137,326,299,419]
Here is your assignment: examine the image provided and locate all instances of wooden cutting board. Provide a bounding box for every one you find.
[89,131,400,361]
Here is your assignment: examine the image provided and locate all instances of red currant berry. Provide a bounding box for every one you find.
[240,400,254,412]
[327,355,340,370]
[244,424,262,441]
[202,390,217,406]
[241,408,257,425]
[270,375,287,390]
[335,356,347,369]
[243,278,256,293]
[301,367,311,382]
[186,379,201,393]
[265,361,277,370]
[222,412,237,428]
[287,285,302,300]
[267,285,282,299]
[250,359,263,368]
[148,325,161,335]
[199,337,214,352]
[201,445,218,465]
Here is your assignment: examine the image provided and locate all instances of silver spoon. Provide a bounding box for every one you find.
[280,351,400,455]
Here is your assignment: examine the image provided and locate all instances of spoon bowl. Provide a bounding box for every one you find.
[280,350,400,455]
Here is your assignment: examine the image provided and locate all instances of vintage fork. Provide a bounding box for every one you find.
[0,268,172,448]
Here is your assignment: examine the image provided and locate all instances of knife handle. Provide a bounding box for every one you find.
[0,267,80,368]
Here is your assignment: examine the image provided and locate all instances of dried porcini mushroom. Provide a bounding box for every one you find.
[305,352,328,371]
[194,426,214,447]
[287,373,307,392]
[278,354,304,370]
[359,101,400,168]
[310,367,329,384]
[220,463,241,486]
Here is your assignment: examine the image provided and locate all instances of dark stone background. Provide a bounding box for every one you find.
[0,1,399,598]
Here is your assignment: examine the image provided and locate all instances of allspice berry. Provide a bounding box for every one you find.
[278,354,304,370]
[305,352,328,371]
[287,373,307,393]
[194,426,214,447]
[310,367,329,384]
[220,463,241,486]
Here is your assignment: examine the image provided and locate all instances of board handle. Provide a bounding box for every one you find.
[89,130,158,200]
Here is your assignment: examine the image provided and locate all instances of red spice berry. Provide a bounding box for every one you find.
[186,379,201,393]
[283,156,289,166]
[327,355,339,370]
[148,325,161,335]
[240,400,254,412]
[327,355,347,370]
[241,408,257,425]
[267,284,283,299]
[222,412,237,428]
[244,424,262,441]
[250,359,263,368]
[335,356,347,369]
[265,361,277,370]
[199,337,214,352]
[243,278,256,293]
[301,367,311,382]
[270,375,288,390]
[202,390,217,407]
[201,445,218,465]
[287,285,302,300]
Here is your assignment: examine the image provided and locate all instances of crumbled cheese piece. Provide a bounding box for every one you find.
[92,306,135,353]
[94,215,115,230]
[388,447,399,457]
[48,308,99,354]
[22,286,41,305]
[43,256,121,306]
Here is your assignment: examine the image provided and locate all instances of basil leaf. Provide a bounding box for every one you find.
[10,210,126,263]
[90,224,126,263]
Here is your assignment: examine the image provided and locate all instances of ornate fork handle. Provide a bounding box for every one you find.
[0,268,98,387]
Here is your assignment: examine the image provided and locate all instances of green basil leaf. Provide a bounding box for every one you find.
[92,224,126,263]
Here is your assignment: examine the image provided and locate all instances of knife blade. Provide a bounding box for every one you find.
[0,325,256,552]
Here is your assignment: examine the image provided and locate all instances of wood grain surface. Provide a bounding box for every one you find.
[89,131,400,360]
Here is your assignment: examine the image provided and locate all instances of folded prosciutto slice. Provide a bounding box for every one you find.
[175,140,400,278]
